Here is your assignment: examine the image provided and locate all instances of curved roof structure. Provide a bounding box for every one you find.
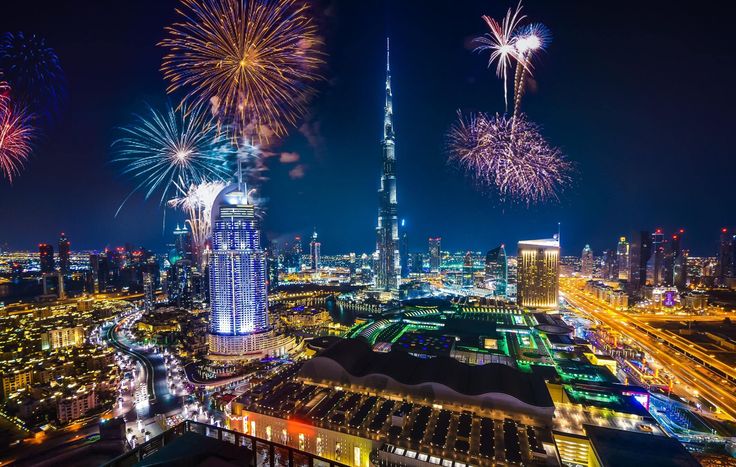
[299,339,554,418]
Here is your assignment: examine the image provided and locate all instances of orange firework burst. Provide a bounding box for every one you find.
[0,82,34,183]
[159,0,324,143]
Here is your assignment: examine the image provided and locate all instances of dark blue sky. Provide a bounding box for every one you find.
[1,1,734,256]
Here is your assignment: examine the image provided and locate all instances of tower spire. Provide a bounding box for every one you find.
[386,37,390,73]
[384,37,394,141]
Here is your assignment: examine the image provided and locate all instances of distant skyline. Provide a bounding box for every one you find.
[1,1,734,256]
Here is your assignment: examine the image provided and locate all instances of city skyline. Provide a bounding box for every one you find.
[1,1,734,256]
[2,2,735,466]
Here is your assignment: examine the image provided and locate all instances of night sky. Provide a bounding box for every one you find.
[1,1,734,256]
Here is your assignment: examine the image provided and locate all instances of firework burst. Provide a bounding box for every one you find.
[169,181,225,267]
[113,102,235,211]
[0,32,65,121]
[447,111,572,205]
[0,82,34,183]
[474,2,525,112]
[159,0,324,142]
[511,22,551,118]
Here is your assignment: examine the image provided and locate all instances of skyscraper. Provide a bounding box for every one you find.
[173,224,191,263]
[58,233,70,274]
[400,219,409,278]
[602,249,618,281]
[39,243,55,273]
[375,38,400,292]
[309,228,321,271]
[717,228,734,286]
[647,229,665,286]
[616,237,630,281]
[428,237,441,273]
[628,230,652,293]
[485,244,508,297]
[671,231,688,289]
[517,238,559,308]
[143,272,154,313]
[580,244,594,278]
[410,252,424,275]
[462,252,474,287]
[208,183,269,355]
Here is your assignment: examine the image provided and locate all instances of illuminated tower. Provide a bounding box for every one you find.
[616,237,630,281]
[375,38,400,292]
[58,233,70,274]
[485,244,508,297]
[208,182,270,356]
[309,228,321,271]
[462,252,474,287]
[429,237,441,273]
[580,244,594,278]
[517,238,560,308]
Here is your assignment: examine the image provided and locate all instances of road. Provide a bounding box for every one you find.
[560,279,736,421]
[105,316,182,420]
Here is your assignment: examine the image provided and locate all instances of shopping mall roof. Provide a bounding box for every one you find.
[300,338,554,418]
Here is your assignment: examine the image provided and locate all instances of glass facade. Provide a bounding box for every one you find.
[209,191,269,336]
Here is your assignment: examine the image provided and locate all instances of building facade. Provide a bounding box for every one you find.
[581,244,594,278]
[616,237,630,281]
[517,239,560,308]
[485,244,508,297]
[309,229,321,271]
[375,39,400,293]
[717,228,734,286]
[208,184,269,355]
[41,326,85,350]
[429,237,441,272]
[628,230,652,294]
[39,243,55,273]
[58,233,70,274]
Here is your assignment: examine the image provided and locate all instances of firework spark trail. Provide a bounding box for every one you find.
[474,3,525,112]
[169,181,225,267]
[447,112,572,205]
[0,32,65,122]
[511,22,551,119]
[0,83,34,183]
[113,102,235,213]
[159,0,324,143]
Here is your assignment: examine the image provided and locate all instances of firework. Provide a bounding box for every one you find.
[511,22,551,118]
[474,2,525,112]
[447,111,572,205]
[169,181,225,267]
[113,102,235,211]
[0,83,34,183]
[0,32,65,121]
[159,0,324,142]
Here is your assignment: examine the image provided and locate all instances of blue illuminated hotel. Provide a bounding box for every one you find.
[207,182,294,359]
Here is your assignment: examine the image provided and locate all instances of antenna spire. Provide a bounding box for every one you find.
[386,37,390,73]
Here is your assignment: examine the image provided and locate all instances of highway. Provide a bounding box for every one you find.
[560,279,736,421]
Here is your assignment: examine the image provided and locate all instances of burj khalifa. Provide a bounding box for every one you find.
[375,38,400,292]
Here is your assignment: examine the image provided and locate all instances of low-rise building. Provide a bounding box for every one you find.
[41,326,85,350]
[57,388,98,424]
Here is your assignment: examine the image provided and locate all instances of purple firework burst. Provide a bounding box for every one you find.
[447,112,573,205]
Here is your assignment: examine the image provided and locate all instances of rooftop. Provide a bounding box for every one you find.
[299,338,554,414]
[518,238,560,248]
[585,424,699,467]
